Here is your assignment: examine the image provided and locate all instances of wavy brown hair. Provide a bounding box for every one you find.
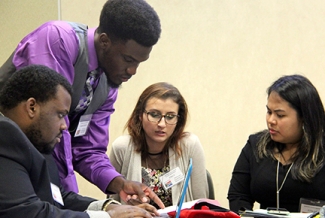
[125,82,188,159]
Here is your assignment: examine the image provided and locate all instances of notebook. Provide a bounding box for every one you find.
[157,158,193,218]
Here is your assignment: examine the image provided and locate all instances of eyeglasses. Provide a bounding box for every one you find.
[144,110,179,125]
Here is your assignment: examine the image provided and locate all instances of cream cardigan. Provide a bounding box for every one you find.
[109,132,208,205]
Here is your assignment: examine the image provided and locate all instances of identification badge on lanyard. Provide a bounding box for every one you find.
[159,167,184,190]
[74,114,93,137]
[50,183,64,206]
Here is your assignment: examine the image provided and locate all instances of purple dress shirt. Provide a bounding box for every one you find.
[12,20,121,193]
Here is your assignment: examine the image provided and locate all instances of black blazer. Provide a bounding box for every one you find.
[0,116,94,218]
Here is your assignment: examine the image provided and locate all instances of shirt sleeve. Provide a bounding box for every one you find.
[12,21,79,84]
[71,87,122,193]
[86,211,110,218]
[227,135,256,213]
[86,200,111,218]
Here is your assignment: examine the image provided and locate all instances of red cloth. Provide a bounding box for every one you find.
[167,202,240,218]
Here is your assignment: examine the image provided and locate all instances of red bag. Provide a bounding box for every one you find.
[167,201,240,218]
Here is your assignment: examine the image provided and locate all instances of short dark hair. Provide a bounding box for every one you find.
[98,0,161,46]
[0,65,72,110]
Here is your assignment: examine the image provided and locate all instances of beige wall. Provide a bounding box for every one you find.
[0,0,58,62]
[2,0,325,209]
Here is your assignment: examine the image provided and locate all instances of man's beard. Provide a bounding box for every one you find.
[25,125,54,154]
[100,65,121,89]
[105,73,120,89]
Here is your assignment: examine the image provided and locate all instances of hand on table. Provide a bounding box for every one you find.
[105,204,155,218]
[107,176,165,209]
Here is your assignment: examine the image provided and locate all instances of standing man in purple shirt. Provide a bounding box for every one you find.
[0,0,163,207]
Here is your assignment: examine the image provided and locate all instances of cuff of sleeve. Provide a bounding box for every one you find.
[99,172,122,193]
[86,210,111,218]
[87,199,107,211]
[102,199,122,211]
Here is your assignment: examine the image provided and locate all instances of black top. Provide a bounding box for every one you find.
[0,116,95,218]
[227,133,325,213]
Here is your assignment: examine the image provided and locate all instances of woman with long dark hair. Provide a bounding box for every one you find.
[228,74,325,212]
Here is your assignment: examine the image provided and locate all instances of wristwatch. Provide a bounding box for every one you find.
[102,198,121,211]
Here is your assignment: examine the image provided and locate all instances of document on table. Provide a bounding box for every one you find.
[157,199,199,215]
[240,209,311,218]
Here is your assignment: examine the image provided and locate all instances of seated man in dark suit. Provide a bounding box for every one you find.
[0,65,158,218]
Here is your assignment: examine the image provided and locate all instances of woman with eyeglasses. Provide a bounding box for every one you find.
[227,74,325,213]
[109,82,208,208]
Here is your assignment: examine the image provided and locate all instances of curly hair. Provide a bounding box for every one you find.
[125,82,188,159]
[98,0,161,46]
[0,65,72,110]
[256,74,325,182]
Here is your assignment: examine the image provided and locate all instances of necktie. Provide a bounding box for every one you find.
[74,70,98,112]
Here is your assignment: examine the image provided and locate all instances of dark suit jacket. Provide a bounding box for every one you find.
[0,116,95,218]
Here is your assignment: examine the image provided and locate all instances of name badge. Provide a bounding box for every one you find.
[299,198,325,213]
[74,114,93,137]
[50,183,64,206]
[159,167,184,190]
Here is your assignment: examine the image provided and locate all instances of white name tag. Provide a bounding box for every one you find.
[74,114,93,137]
[159,167,184,190]
[50,183,64,206]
